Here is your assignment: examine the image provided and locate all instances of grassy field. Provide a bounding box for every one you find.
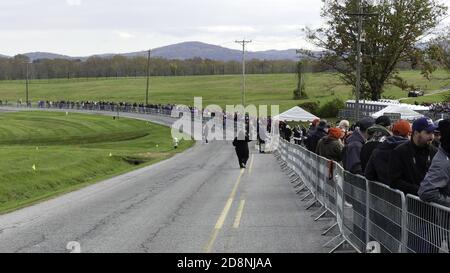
[0,111,194,214]
[1,70,449,112]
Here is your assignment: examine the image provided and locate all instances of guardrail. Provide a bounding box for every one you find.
[275,137,450,253]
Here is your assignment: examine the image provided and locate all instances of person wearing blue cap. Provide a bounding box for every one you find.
[388,117,438,195]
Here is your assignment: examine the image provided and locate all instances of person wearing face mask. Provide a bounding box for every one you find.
[388,118,438,195]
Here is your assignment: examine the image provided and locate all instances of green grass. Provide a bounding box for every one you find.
[0,111,194,214]
[1,70,449,112]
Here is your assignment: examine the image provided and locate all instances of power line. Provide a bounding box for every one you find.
[235,40,252,106]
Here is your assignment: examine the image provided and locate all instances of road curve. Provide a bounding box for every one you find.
[0,107,330,253]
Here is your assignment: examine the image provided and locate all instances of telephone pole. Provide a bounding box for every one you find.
[295,50,304,98]
[145,49,151,106]
[235,40,252,106]
[26,62,29,107]
[347,0,377,121]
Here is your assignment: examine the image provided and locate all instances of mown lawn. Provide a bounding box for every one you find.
[0,111,193,214]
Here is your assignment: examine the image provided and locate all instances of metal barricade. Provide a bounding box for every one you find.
[342,171,369,253]
[367,181,406,253]
[405,195,450,253]
[334,163,345,234]
[316,155,329,207]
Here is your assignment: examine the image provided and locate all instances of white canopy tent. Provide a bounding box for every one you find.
[273,106,319,122]
[371,105,424,121]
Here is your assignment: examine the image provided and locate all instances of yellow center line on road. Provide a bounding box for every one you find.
[248,154,254,175]
[233,200,246,229]
[204,168,245,253]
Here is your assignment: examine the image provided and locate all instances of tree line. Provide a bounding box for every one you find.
[0,54,330,81]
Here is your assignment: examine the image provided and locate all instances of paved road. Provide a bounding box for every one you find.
[0,107,330,253]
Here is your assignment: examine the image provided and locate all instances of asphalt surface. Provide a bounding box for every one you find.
[0,107,331,253]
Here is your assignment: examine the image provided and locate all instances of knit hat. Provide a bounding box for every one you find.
[318,120,329,129]
[328,127,345,139]
[357,117,375,132]
[367,124,392,139]
[392,120,412,137]
[376,116,392,128]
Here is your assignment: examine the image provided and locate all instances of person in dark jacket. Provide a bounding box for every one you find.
[316,127,345,162]
[365,120,411,185]
[419,119,450,207]
[306,120,328,152]
[233,131,251,168]
[343,117,375,175]
[285,125,292,141]
[304,119,320,147]
[389,117,438,196]
[360,116,392,172]
[293,125,302,145]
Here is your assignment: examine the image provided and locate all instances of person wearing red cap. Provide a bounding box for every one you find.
[365,120,412,185]
[316,127,345,162]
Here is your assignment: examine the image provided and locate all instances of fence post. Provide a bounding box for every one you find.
[365,179,370,251]
[401,194,408,253]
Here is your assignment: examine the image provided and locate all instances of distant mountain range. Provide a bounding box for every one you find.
[0,42,305,62]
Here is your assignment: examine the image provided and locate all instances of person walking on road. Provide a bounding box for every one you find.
[233,131,251,169]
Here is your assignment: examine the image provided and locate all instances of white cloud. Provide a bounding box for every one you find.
[117,31,134,39]
[197,25,258,34]
[66,0,82,6]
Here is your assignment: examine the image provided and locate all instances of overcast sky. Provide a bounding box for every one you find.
[1,0,449,56]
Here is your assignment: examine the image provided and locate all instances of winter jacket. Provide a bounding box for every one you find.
[364,136,408,186]
[360,125,392,172]
[233,136,250,159]
[343,129,366,175]
[418,147,450,207]
[306,127,327,153]
[389,141,437,196]
[316,136,344,163]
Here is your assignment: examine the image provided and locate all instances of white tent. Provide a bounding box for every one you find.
[273,106,319,122]
[372,105,424,121]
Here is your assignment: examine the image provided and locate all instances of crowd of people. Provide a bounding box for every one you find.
[422,102,450,120]
[280,115,450,208]
[35,100,178,114]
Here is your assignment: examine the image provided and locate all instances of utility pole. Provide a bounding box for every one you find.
[235,40,252,106]
[145,49,151,106]
[347,0,377,121]
[295,50,304,98]
[25,62,30,107]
